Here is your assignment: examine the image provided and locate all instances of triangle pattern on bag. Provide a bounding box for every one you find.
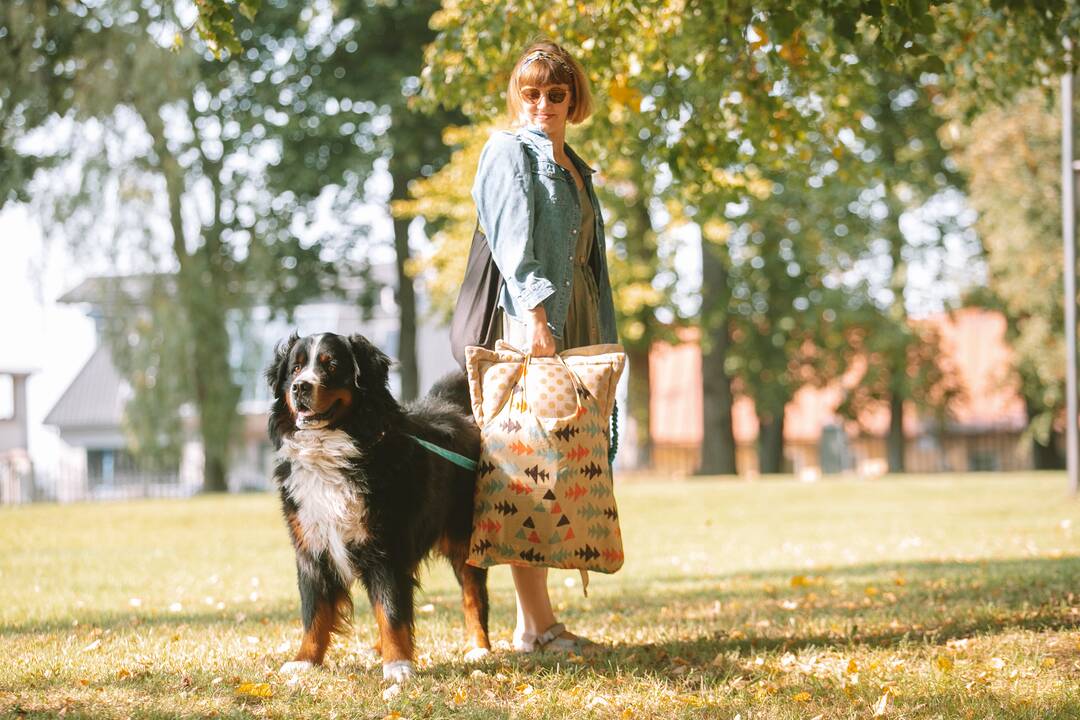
[557,515,570,527]
[523,516,535,529]
[564,527,575,541]
[543,489,556,501]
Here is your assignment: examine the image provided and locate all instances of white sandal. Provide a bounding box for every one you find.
[514,622,598,654]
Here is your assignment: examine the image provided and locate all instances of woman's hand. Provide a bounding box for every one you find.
[527,306,556,357]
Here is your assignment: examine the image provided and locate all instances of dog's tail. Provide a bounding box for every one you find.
[426,370,473,417]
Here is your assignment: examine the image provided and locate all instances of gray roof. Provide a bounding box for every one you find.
[44,345,125,429]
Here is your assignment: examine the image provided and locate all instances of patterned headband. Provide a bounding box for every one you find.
[520,50,574,77]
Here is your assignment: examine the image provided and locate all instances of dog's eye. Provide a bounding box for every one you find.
[292,364,301,374]
[328,361,337,372]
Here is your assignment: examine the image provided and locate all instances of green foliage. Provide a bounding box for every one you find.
[412,1,1014,471]
[7,0,451,485]
[950,89,1065,444]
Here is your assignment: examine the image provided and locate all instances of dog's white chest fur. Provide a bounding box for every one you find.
[278,429,367,583]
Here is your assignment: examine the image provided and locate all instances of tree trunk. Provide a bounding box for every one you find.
[1026,396,1065,469]
[390,163,419,401]
[886,390,905,473]
[697,239,737,475]
[155,133,236,493]
[625,345,653,469]
[757,407,786,474]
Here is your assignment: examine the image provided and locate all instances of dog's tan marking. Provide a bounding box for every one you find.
[460,567,491,652]
[373,600,413,663]
[287,512,309,553]
[295,592,352,666]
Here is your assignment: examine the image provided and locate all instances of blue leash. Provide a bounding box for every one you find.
[407,434,478,471]
[408,400,619,473]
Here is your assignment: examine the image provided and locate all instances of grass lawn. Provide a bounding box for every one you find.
[4,472,1080,719]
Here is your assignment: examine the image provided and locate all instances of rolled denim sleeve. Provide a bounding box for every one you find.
[471,133,556,310]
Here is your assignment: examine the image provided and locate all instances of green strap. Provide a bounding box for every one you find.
[609,400,619,467]
[407,434,478,471]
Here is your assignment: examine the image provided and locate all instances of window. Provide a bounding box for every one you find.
[0,374,13,420]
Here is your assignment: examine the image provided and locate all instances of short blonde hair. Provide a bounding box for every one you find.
[506,41,593,125]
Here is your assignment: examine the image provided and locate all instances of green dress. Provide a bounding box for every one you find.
[499,188,601,351]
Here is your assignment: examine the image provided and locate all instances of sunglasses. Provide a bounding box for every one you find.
[520,87,570,105]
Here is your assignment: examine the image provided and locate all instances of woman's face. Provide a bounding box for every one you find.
[518,82,572,135]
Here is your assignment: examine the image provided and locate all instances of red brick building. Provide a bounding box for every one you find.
[648,309,1034,477]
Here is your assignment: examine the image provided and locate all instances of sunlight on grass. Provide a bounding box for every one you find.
[3,473,1080,718]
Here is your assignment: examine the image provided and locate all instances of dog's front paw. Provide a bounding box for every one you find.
[382,660,415,683]
[279,660,315,675]
[463,646,491,662]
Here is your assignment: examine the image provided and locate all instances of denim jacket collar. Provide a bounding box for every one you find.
[517,125,596,176]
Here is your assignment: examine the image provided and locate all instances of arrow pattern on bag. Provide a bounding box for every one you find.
[494,500,518,515]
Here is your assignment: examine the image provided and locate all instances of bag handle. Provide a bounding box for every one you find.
[512,352,587,417]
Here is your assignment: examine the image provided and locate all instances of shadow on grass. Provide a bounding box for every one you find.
[8,555,1080,668]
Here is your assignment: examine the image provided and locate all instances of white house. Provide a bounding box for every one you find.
[40,267,460,501]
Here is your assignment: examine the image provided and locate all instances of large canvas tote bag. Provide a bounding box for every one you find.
[464,341,627,574]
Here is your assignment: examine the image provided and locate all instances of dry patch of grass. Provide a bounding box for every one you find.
[3,473,1080,718]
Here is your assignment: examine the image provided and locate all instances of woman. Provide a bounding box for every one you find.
[470,40,619,653]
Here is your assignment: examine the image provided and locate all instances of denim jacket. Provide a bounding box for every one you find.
[471,125,618,345]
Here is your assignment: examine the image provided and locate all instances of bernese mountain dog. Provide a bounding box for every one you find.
[265,332,490,683]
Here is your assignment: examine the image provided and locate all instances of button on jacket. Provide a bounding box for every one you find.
[471,125,618,344]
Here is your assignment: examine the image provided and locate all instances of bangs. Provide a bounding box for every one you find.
[516,58,574,88]
[506,42,593,125]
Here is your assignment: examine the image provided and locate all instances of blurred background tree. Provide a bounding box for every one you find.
[2,0,459,490]
[951,89,1067,469]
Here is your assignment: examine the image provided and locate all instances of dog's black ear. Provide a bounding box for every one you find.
[348,333,392,389]
[265,332,300,398]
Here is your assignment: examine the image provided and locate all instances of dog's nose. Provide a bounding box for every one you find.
[293,380,312,397]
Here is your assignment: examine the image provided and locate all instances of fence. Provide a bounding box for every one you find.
[651,426,1047,478]
[0,457,197,505]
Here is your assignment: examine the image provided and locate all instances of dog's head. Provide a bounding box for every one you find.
[265,332,392,434]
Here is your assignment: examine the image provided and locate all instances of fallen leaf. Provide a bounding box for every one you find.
[235,682,273,699]
[792,691,811,702]
[935,655,954,672]
[452,688,467,705]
